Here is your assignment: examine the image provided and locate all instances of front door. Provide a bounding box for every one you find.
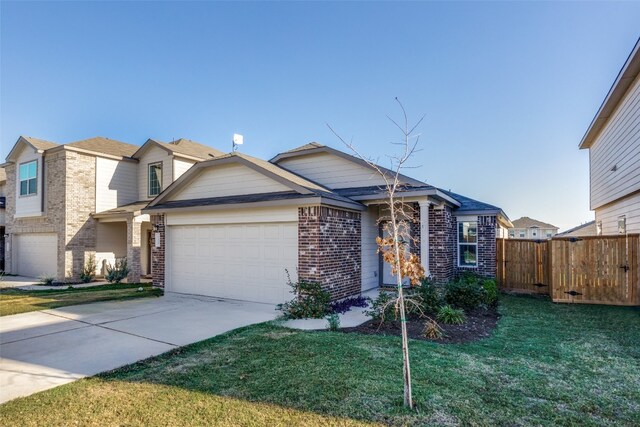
[380,222,411,287]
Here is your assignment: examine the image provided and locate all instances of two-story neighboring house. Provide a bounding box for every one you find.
[0,167,6,271]
[580,38,640,235]
[508,217,558,239]
[3,136,223,282]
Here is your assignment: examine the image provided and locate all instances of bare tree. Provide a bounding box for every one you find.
[328,98,426,409]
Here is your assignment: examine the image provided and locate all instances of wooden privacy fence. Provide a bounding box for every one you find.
[497,234,639,306]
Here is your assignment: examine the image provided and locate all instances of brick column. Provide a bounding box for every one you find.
[429,204,455,284]
[127,216,142,283]
[151,214,165,288]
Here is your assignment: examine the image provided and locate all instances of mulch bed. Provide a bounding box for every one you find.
[340,306,500,344]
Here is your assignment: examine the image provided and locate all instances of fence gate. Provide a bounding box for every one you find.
[497,238,549,294]
[497,234,640,306]
[550,235,639,305]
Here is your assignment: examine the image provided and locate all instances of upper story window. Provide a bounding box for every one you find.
[148,162,163,197]
[19,160,38,196]
[458,221,477,267]
[596,221,602,236]
[546,231,553,238]
[519,231,525,238]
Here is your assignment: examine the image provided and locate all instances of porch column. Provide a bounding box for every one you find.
[419,200,431,277]
[126,216,142,283]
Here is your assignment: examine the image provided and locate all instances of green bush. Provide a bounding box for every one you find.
[415,278,443,314]
[39,275,55,286]
[106,258,129,284]
[364,291,396,323]
[445,277,485,310]
[482,279,498,306]
[326,313,340,331]
[437,305,466,324]
[277,272,331,319]
[80,254,97,283]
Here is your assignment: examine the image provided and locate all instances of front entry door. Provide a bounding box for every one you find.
[380,222,411,287]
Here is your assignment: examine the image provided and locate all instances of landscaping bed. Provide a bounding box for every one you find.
[341,305,499,343]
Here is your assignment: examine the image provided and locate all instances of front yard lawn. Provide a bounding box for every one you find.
[1,294,638,426]
[0,283,163,316]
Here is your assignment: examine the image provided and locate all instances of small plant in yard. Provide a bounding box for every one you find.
[329,296,368,314]
[415,277,443,314]
[80,254,97,283]
[437,305,466,324]
[422,318,444,339]
[277,271,331,319]
[364,291,396,323]
[445,277,485,310]
[326,313,340,331]
[39,275,55,286]
[482,279,498,306]
[105,258,129,284]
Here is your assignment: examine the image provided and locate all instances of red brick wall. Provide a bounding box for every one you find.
[150,214,165,288]
[429,204,456,283]
[298,206,361,300]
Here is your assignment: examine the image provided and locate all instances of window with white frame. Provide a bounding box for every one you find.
[546,231,553,238]
[519,231,525,238]
[458,221,477,267]
[148,162,163,197]
[19,160,38,196]
[618,216,626,234]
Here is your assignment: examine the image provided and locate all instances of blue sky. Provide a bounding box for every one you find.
[1,1,639,231]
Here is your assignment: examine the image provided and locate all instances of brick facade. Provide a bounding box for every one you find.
[455,215,497,278]
[298,206,361,300]
[150,214,165,288]
[429,204,456,283]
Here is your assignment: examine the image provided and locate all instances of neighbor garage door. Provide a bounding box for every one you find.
[15,233,58,278]
[167,222,297,304]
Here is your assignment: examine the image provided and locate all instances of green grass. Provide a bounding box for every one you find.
[0,283,163,316]
[1,295,638,426]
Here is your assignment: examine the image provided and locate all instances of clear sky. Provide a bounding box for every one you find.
[1,1,639,231]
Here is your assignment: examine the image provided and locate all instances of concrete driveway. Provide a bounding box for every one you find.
[0,293,278,403]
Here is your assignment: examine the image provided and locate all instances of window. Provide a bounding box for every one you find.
[546,231,553,238]
[458,221,477,267]
[596,221,602,236]
[618,216,626,234]
[19,160,37,196]
[148,162,162,197]
[508,231,515,238]
[532,230,538,237]
[519,231,525,238]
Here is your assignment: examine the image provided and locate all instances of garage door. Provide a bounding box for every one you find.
[168,222,297,304]
[15,233,58,278]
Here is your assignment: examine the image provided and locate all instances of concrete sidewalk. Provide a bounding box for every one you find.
[0,293,277,403]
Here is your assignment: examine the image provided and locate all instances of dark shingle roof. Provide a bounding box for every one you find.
[557,221,596,237]
[439,189,502,212]
[334,185,435,198]
[67,137,139,158]
[152,138,225,159]
[22,136,59,151]
[280,142,325,154]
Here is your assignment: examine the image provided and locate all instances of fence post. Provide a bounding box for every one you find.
[548,239,553,301]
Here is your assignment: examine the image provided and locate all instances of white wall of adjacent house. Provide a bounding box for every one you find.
[361,205,380,291]
[95,222,127,276]
[508,228,557,239]
[171,163,291,201]
[14,145,43,218]
[95,157,138,213]
[595,191,640,235]
[138,145,173,200]
[589,74,640,210]
[277,151,387,189]
[173,158,195,181]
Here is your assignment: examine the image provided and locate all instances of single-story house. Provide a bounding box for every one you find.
[143,143,512,304]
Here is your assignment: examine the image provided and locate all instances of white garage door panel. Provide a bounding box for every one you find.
[169,223,297,304]
[16,233,58,278]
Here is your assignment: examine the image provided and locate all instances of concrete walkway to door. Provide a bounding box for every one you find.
[0,293,278,403]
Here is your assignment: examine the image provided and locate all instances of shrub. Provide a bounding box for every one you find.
[80,254,97,283]
[415,278,443,314]
[106,258,129,284]
[423,319,444,340]
[364,291,396,323]
[437,305,466,324]
[445,278,485,310]
[39,275,55,286]
[482,279,498,306]
[326,313,340,331]
[277,272,331,319]
[329,296,369,314]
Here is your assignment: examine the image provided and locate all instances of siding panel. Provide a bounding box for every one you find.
[173,158,195,181]
[95,157,138,212]
[278,152,387,189]
[138,145,172,200]
[361,205,380,291]
[590,75,640,209]
[172,163,291,201]
[595,191,640,235]
[14,146,43,217]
